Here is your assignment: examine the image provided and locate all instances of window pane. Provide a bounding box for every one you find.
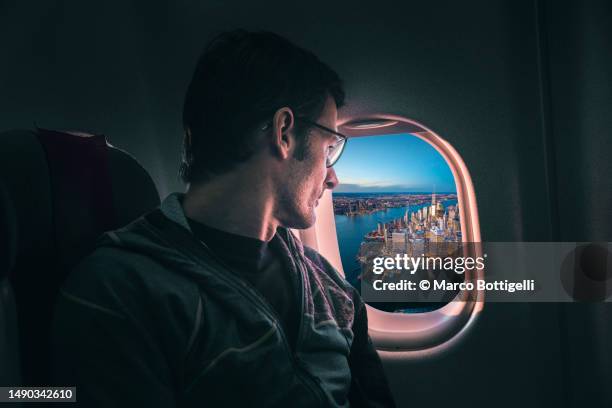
[333,133,463,313]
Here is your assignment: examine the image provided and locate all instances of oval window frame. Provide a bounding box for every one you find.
[298,114,484,357]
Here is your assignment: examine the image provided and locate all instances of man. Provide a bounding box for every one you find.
[52,30,396,407]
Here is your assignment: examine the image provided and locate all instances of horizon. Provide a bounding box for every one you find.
[333,191,457,195]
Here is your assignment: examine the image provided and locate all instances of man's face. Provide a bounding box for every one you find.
[278,95,340,229]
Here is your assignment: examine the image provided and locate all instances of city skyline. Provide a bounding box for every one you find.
[333,191,461,313]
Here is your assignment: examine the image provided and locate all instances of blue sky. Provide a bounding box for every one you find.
[333,133,456,193]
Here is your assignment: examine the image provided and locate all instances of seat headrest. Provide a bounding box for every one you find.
[0,128,161,270]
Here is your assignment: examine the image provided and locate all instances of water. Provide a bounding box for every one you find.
[334,198,458,285]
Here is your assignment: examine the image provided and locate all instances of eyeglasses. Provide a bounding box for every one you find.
[298,118,347,168]
[262,118,348,168]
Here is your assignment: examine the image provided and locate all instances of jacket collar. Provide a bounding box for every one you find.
[159,192,305,258]
[160,192,192,232]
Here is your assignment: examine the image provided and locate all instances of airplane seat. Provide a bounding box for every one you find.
[0,181,20,386]
[0,128,160,385]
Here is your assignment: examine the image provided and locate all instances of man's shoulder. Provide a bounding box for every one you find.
[60,240,198,316]
[67,245,163,286]
[54,242,202,365]
[65,209,195,291]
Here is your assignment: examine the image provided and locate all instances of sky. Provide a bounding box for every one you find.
[333,133,456,193]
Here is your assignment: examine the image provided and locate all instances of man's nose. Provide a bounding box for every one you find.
[324,167,339,190]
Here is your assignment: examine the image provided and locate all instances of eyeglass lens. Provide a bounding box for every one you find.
[327,138,346,167]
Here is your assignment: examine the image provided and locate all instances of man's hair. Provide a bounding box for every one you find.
[181,30,345,184]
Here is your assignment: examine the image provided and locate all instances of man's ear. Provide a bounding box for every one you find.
[272,107,295,161]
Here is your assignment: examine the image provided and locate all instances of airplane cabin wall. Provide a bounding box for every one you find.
[0,0,610,406]
[544,1,612,406]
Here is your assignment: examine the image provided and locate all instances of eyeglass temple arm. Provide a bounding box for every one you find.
[261,118,347,140]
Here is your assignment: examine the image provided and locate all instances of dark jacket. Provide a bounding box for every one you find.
[52,193,395,407]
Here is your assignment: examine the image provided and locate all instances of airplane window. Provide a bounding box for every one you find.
[333,133,464,313]
[304,115,482,352]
